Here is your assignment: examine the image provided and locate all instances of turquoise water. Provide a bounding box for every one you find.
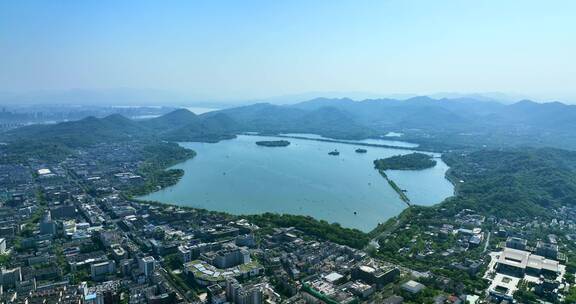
[140,135,453,232]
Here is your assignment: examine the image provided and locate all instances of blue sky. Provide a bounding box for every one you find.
[0,0,575,102]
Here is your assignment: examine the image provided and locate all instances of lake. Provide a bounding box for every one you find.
[139,135,453,232]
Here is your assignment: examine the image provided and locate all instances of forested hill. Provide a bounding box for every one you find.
[205,97,576,150]
[1,109,238,148]
[2,114,149,147]
[441,148,576,219]
[6,96,576,152]
[374,153,437,171]
[202,103,371,139]
[0,108,238,164]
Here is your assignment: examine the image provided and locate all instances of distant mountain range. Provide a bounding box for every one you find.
[207,96,576,149]
[249,91,532,105]
[0,89,548,106]
[4,96,576,150]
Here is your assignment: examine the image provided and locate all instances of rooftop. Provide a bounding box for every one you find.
[324,272,344,283]
[497,248,559,272]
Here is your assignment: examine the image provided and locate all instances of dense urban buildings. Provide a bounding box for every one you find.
[1,134,574,303]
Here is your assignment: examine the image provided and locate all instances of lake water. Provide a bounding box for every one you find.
[139,135,453,232]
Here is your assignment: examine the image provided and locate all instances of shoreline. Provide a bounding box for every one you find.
[129,135,455,236]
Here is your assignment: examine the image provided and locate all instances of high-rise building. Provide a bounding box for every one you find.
[178,245,192,264]
[139,256,156,277]
[505,237,527,250]
[225,278,263,304]
[207,284,227,304]
[213,248,251,269]
[90,260,116,280]
[39,210,57,236]
[0,238,6,254]
[0,267,22,289]
[536,241,559,260]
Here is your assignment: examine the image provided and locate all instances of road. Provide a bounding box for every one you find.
[158,267,194,303]
[364,211,410,251]
[483,231,491,253]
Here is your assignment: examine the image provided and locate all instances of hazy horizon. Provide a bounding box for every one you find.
[1,1,575,103]
[0,88,558,107]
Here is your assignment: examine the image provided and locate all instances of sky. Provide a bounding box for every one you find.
[0,0,575,103]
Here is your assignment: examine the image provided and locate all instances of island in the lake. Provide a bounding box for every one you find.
[255,140,291,147]
[373,152,437,171]
[355,148,367,153]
